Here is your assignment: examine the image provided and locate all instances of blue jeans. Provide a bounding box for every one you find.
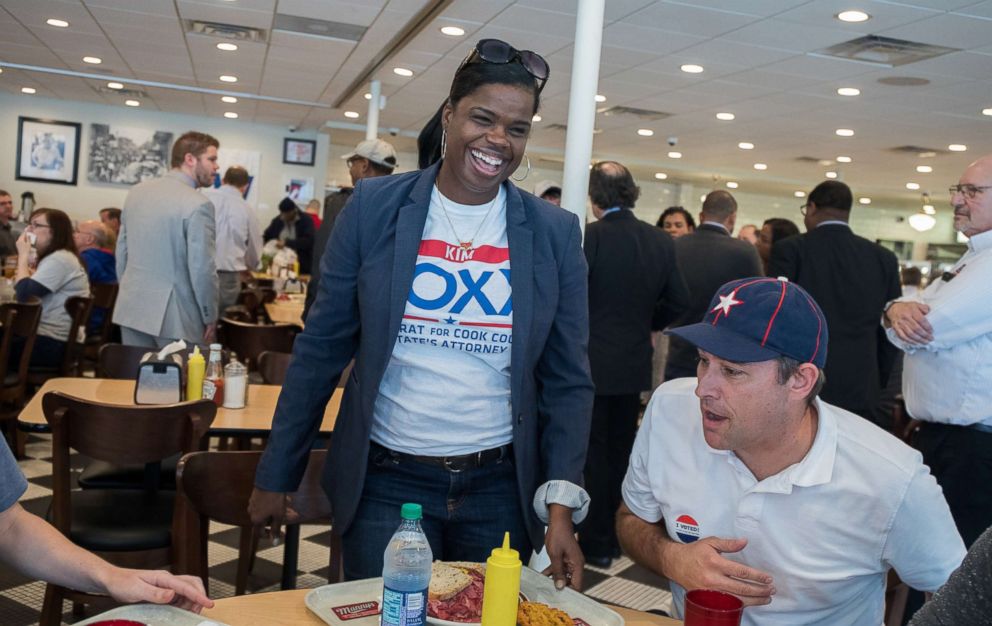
[341,444,533,580]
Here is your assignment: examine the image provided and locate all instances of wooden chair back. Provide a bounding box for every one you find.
[257,350,292,385]
[88,282,119,341]
[0,298,42,457]
[221,318,300,371]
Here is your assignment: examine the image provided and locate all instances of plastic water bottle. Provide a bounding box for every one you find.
[381,503,433,626]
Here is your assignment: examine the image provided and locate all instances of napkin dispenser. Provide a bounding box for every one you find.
[134,340,186,405]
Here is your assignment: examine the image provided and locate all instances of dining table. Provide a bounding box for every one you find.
[17,377,340,435]
[201,589,682,625]
[266,298,306,327]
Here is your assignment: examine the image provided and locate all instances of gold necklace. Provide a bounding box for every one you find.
[434,185,499,252]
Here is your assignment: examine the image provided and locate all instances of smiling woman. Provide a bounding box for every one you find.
[251,38,594,596]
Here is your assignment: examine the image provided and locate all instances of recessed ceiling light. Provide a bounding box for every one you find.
[532,114,542,122]
[217,43,238,51]
[906,182,920,190]
[107,82,124,90]
[680,64,704,74]
[224,111,238,119]
[344,111,360,119]
[983,108,992,116]
[948,144,967,152]
[83,56,102,64]
[916,165,933,173]
[716,112,735,121]
[753,163,767,170]
[825,171,838,179]
[726,181,738,189]
[440,26,465,37]
[46,18,69,28]
[859,197,871,204]
[654,172,668,180]
[836,10,870,23]
[738,142,754,150]
[637,129,654,137]
[221,96,237,103]
[125,99,140,107]
[836,156,852,163]
[594,94,606,103]
[219,75,238,83]
[922,204,936,214]
[393,67,414,77]
[836,128,855,137]
[795,191,806,198]
[21,87,36,94]
[837,87,861,97]
[668,151,682,159]
[364,93,371,100]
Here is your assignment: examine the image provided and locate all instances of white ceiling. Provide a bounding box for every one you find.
[2,0,991,202]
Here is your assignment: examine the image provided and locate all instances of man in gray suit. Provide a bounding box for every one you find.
[665,190,763,380]
[114,131,220,348]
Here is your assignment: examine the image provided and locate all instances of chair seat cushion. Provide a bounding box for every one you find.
[78,454,179,490]
[66,489,174,551]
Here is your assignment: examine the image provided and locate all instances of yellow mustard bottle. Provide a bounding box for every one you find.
[186,345,205,401]
[480,532,521,626]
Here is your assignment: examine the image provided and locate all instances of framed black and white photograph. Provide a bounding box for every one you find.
[16,117,81,185]
[283,138,316,166]
[87,123,173,185]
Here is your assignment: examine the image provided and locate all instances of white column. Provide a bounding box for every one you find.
[366,80,381,140]
[559,0,606,235]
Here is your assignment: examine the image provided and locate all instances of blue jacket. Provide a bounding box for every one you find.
[255,164,594,547]
[81,247,117,333]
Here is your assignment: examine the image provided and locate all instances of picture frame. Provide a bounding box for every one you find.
[16,116,82,185]
[283,138,316,166]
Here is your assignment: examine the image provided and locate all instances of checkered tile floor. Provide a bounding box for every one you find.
[2,433,673,625]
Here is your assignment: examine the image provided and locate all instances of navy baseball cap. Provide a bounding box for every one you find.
[667,277,828,368]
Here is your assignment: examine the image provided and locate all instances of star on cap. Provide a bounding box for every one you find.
[712,290,744,317]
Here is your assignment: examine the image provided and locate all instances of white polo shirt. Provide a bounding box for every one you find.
[622,378,965,626]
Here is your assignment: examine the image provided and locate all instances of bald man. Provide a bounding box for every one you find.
[665,190,763,380]
[74,220,117,334]
[884,154,992,547]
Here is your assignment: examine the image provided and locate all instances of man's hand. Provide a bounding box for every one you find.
[248,487,298,545]
[664,537,774,608]
[886,301,933,345]
[543,504,584,591]
[203,322,217,344]
[102,567,214,613]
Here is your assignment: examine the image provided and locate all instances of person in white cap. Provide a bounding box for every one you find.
[306,138,398,314]
[535,180,561,206]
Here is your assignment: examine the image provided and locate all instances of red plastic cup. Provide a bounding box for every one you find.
[683,589,744,626]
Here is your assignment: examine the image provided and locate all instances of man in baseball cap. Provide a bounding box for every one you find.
[616,277,964,625]
[342,138,397,185]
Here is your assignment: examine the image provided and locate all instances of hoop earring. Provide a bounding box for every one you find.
[511,155,531,182]
[440,128,447,161]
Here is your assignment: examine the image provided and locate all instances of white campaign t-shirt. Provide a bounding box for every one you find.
[32,249,90,341]
[371,186,513,456]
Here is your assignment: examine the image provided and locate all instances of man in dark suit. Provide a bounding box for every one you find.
[665,190,763,380]
[580,161,688,566]
[770,180,900,422]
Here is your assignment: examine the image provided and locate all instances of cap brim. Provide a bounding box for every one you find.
[666,322,781,364]
[341,152,357,160]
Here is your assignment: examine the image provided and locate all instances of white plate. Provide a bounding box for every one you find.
[74,604,228,626]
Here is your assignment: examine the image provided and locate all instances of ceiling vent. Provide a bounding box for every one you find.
[877,76,930,87]
[890,145,946,156]
[795,156,833,165]
[186,20,267,42]
[94,85,149,98]
[273,13,366,42]
[599,105,672,121]
[817,35,957,67]
[545,123,569,132]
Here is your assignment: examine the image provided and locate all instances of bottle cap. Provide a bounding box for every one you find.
[190,345,202,359]
[210,343,222,350]
[400,502,423,520]
[489,532,520,565]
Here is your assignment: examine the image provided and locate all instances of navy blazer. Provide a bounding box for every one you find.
[255,164,594,548]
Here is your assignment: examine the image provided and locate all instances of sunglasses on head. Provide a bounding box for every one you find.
[457,39,550,94]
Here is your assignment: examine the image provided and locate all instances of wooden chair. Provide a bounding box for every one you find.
[257,350,293,385]
[82,282,120,367]
[221,318,300,372]
[0,298,42,457]
[175,449,340,595]
[28,294,93,385]
[40,392,216,625]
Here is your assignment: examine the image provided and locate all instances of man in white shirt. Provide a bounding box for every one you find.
[618,277,965,626]
[884,154,992,547]
[203,166,262,315]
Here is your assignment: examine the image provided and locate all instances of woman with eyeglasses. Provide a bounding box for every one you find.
[251,39,592,588]
[13,208,89,368]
